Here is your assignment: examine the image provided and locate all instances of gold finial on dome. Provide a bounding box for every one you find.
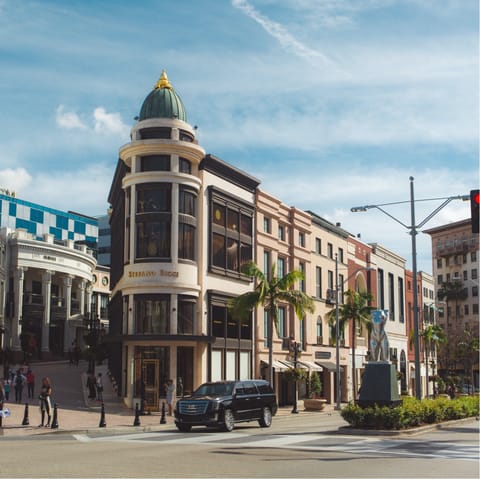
[154,70,173,90]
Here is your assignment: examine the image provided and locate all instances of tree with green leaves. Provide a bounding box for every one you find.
[437,280,468,375]
[418,324,446,397]
[228,261,315,387]
[327,289,373,399]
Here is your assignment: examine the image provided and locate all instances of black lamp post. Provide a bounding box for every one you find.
[84,311,100,374]
[290,340,301,414]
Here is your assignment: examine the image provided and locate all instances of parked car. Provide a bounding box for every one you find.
[174,380,278,432]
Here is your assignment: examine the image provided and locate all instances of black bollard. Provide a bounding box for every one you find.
[160,401,166,424]
[22,403,30,426]
[133,403,140,426]
[50,403,59,429]
[99,401,106,427]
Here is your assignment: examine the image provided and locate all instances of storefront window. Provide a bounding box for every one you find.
[135,295,170,334]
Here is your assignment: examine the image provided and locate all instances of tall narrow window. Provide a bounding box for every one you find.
[398,278,404,323]
[316,317,323,345]
[299,262,305,292]
[278,307,286,338]
[178,186,197,261]
[263,250,271,278]
[316,267,322,298]
[299,232,305,247]
[178,296,195,334]
[277,257,286,278]
[388,273,395,321]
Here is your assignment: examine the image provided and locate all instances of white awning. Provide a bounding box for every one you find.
[279,360,309,370]
[298,360,323,371]
[261,360,289,371]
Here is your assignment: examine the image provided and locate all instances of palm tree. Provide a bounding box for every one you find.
[228,261,315,387]
[437,281,468,375]
[327,289,373,399]
[420,324,446,397]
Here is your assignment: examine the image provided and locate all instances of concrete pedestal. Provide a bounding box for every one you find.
[357,361,401,408]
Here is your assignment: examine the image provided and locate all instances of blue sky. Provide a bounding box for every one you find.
[0,0,478,273]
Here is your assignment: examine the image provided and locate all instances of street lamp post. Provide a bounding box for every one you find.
[290,340,300,414]
[84,311,100,375]
[351,177,469,400]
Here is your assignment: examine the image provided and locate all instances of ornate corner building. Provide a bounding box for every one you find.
[107,71,260,410]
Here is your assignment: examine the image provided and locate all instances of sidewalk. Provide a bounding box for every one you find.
[1,360,344,437]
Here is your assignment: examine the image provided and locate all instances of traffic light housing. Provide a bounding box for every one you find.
[471,189,480,234]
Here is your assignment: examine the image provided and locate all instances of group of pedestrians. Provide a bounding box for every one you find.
[2,365,36,404]
[1,367,52,428]
[86,372,104,402]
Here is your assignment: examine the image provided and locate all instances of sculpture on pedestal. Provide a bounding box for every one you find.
[369,309,389,362]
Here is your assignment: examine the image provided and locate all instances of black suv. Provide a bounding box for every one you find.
[174,380,277,432]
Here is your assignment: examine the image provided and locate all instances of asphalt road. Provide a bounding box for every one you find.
[1,414,478,478]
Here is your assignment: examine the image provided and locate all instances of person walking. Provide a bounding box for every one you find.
[165,379,175,416]
[96,373,104,402]
[38,377,52,427]
[3,379,10,401]
[26,369,35,399]
[86,372,96,400]
[14,370,26,403]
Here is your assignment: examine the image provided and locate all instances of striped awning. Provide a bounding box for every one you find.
[298,360,323,371]
[279,360,309,370]
[261,360,289,371]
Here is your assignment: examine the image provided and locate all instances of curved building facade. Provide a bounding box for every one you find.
[0,227,98,363]
[108,72,259,410]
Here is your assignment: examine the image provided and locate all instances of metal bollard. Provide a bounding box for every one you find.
[51,403,59,429]
[99,401,106,427]
[160,401,166,424]
[22,403,30,426]
[133,403,140,426]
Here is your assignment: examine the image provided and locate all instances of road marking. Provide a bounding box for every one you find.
[72,432,478,461]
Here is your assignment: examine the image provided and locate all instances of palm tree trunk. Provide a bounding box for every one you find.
[352,317,357,400]
[268,313,273,388]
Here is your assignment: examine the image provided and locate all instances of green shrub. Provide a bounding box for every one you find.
[341,395,479,430]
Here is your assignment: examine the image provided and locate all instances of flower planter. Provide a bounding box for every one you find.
[303,398,327,411]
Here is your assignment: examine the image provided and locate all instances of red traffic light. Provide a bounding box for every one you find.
[471,189,479,234]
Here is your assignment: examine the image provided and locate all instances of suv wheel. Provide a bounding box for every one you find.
[258,407,272,428]
[176,424,192,432]
[222,409,235,432]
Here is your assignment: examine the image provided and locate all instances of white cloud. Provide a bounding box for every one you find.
[0,167,32,193]
[232,0,333,64]
[5,164,114,216]
[93,107,130,137]
[55,105,130,138]
[55,105,87,130]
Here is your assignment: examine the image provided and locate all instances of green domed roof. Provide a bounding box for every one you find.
[139,70,187,121]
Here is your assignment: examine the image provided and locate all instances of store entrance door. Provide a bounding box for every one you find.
[142,359,159,412]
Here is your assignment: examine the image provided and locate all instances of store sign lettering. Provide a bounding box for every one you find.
[128,270,179,278]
